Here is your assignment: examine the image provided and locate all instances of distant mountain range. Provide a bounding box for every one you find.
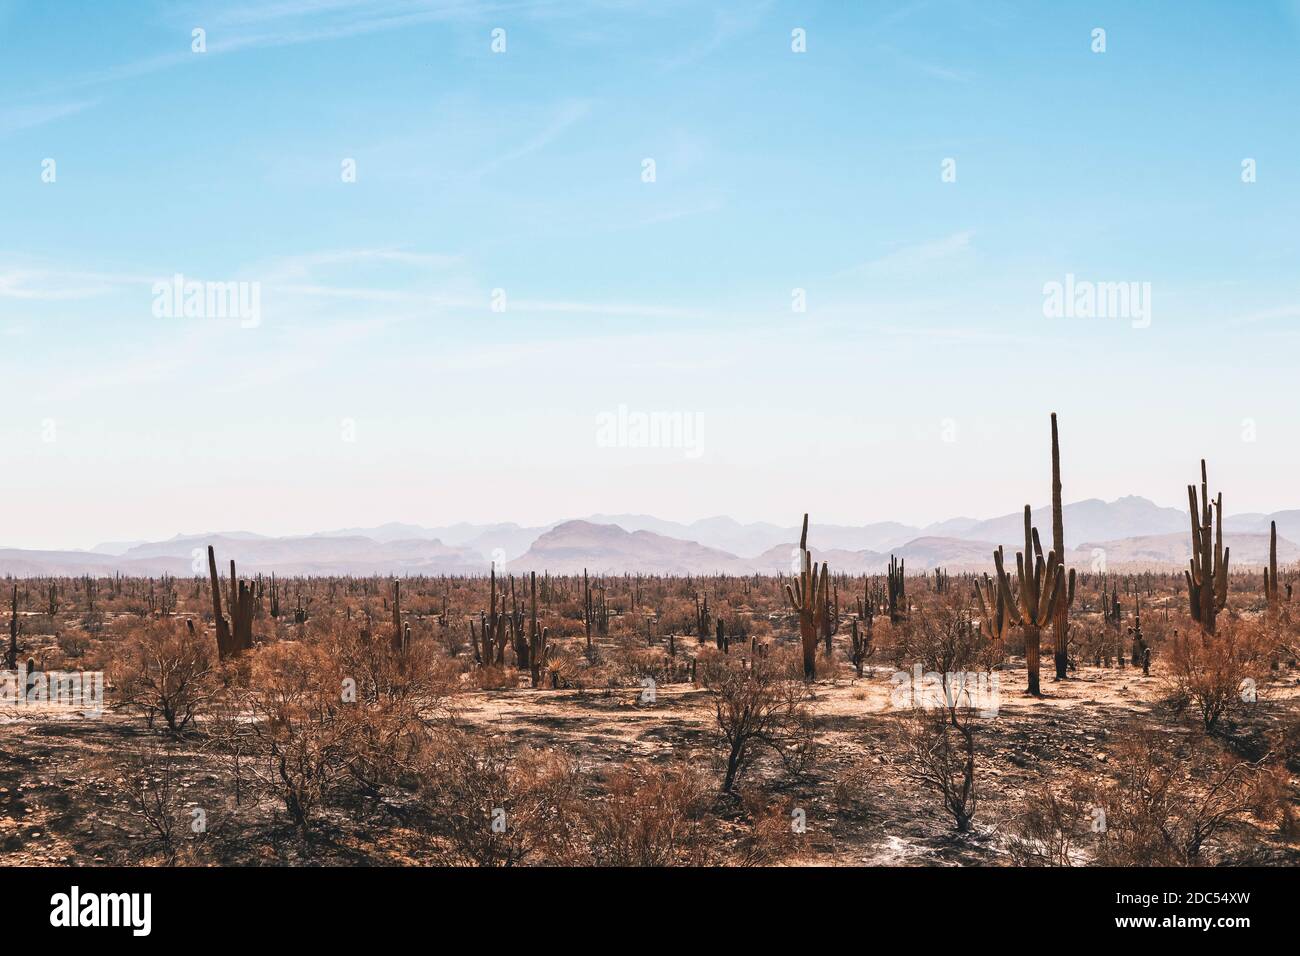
[3,497,1298,577]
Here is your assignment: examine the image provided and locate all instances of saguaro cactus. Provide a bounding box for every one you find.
[527,572,548,687]
[390,579,406,654]
[783,513,828,680]
[229,562,255,654]
[1050,413,1076,680]
[986,507,1073,695]
[887,555,906,623]
[695,593,710,643]
[1264,520,1281,608]
[1185,459,1229,634]
[208,546,232,656]
[6,585,18,670]
[582,568,593,649]
[849,616,873,677]
[973,556,1014,663]
[821,581,839,654]
[475,563,507,664]
[207,546,254,658]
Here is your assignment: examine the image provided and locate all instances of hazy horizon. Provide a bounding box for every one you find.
[9,485,1300,554]
[5,1,1300,550]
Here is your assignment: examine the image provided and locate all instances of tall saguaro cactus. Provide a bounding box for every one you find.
[473,563,507,664]
[390,578,406,654]
[1050,413,1076,680]
[783,513,828,680]
[887,555,906,623]
[985,507,1073,695]
[6,585,19,670]
[527,571,548,687]
[1264,520,1280,608]
[208,546,254,659]
[1185,460,1229,634]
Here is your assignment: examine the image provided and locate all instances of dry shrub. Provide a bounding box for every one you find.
[892,596,996,675]
[600,645,689,688]
[415,728,582,865]
[1164,621,1270,732]
[1005,729,1277,867]
[896,706,977,833]
[326,629,460,791]
[1250,763,1299,838]
[1092,730,1271,865]
[1005,778,1100,866]
[229,640,359,838]
[583,763,714,866]
[832,762,876,819]
[693,646,732,688]
[733,788,798,864]
[95,744,212,865]
[467,663,517,691]
[56,630,89,662]
[712,656,816,792]
[111,619,215,733]
[889,599,989,832]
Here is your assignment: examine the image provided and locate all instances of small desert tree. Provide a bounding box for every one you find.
[891,599,994,832]
[236,641,361,838]
[712,655,815,793]
[112,619,215,733]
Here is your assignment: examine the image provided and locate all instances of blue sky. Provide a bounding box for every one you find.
[2,0,1300,548]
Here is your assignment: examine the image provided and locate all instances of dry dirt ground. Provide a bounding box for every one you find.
[2,658,1297,866]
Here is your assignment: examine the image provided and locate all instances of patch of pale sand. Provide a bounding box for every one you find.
[453,685,716,760]
[448,659,1298,754]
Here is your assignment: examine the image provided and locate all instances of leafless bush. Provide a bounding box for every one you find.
[56,631,88,661]
[325,629,460,791]
[712,656,816,792]
[111,619,215,733]
[1091,730,1271,865]
[414,728,583,865]
[896,705,977,832]
[1005,778,1100,866]
[98,745,210,865]
[892,596,995,675]
[889,599,991,832]
[732,788,799,864]
[1164,621,1269,732]
[229,641,360,838]
[583,763,713,865]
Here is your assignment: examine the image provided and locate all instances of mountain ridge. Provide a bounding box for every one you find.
[2,496,1296,577]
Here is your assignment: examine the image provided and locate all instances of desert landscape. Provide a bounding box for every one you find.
[4,6,1298,927]
[2,417,1296,868]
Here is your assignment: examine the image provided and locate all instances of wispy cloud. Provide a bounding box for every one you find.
[658,0,773,70]
[834,231,975,279]
[879,45,973,83]
[0,100,97,137]
[466,99,594,180]
[14,0,598,101]
[258,248,463,282]
[0,267,149,300]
